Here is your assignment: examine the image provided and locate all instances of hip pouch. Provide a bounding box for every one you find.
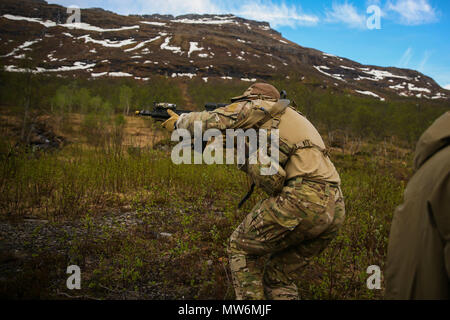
[246,155,287,197]
[239,129,291,197]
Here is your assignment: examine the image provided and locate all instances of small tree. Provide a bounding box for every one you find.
[89,95,103,114]
[74,87,91,113]
[119,85,133,116]
[17,58,41,143]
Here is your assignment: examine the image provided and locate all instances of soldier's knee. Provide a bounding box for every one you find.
[264,283,298,300]
[263,266,298,300]
[264,259,286,285]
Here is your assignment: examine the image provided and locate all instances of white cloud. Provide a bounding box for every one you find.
[120,0,219,16]
[325,2,366,29]
[387,0,438,25]
[398,47,413,67]
[49,0,220,16]
[444,84,450,90]
[237,1,319,28]
[48,0,441,28]
[49,0,318,28]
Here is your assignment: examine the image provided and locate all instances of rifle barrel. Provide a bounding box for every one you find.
[136,102,229,120]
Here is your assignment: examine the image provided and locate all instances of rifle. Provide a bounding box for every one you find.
[135,102,228,120]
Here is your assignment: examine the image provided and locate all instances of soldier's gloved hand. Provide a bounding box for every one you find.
[161,109,179,132]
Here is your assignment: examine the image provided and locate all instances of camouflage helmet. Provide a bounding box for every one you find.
[231,83,280,102]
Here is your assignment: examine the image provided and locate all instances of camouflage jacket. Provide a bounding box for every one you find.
[176,99,341,185]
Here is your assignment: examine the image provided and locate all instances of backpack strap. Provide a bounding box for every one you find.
[271,113,282,129]
[237,99,289,208]
[254,99,290,128]
[294,139,330,157]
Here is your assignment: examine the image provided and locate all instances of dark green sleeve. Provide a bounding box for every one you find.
[429,171,450,280]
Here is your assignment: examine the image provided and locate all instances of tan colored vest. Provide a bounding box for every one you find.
[277,108,340,183]
[233,99,341,184]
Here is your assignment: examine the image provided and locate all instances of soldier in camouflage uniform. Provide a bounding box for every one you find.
[162,83,345,300]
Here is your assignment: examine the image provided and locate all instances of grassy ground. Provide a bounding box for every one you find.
[0,110,414,300]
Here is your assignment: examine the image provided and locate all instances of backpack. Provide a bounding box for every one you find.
[230,99,329,207]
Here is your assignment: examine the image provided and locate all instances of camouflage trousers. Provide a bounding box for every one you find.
[228,177,345,300]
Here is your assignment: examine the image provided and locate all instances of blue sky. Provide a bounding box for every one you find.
[47,0,450,89]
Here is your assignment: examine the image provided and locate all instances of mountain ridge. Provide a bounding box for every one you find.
[0,0,448,101]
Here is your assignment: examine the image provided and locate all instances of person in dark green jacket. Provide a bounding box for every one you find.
[385,111,450,299]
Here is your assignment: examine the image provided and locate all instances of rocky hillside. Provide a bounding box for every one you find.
[0,0,448,101]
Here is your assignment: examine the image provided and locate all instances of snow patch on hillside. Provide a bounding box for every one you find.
[171,73,196,79]
[63,23,139,32]
[140,21,166,26]
[4,61,95,73]
[389,83,405,90]
[2,14,140,32]
[124,36,161,52]
[1,39,41,57]
[2,14,56,27]
[359,68,410,81]
[160,37,183,54]
[91,72,108,77]
[323,52,343,61]
[407,83,431,93]
[78,35,136,48]
[313,66,345,82]
[188,42,203,57]
[355,90,385,101]
[431,92,445,99]
[108,72,133,77]
[91,72,136,78]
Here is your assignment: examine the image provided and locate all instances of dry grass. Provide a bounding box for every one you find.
[0,112,413,299]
